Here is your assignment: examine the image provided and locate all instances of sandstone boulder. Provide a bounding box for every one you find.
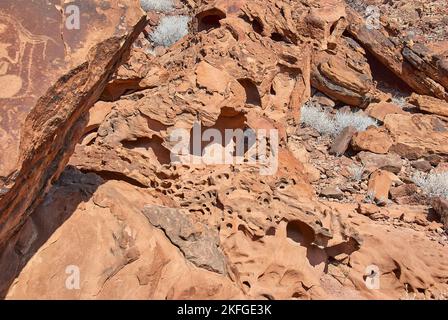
[329,126,357,156]
[357,151,403,174]
[367,170,392,204]
[0,0,147,249]
[311,36,376,106]
[408,93,448,118]
[351,127,393,154]
[346,7,448,102]
[385,113,448,160]
[365,102,409,122]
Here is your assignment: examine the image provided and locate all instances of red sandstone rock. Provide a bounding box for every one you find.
[0,0,147,249]
[367,170,392,204]
[0,0,447,301]
[385,113,448,160]
[408,93,448,118]
[365,102,408,122]
[351,127,393,154]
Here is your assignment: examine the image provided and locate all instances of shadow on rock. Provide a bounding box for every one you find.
[0,166,103,297]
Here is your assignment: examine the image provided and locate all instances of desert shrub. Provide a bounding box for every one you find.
[140,0,174,12]
[334,111,378,134]
[348,164,365,181]
[412,171,448,199]
[300,102,378,136]
[390,96,408,108]
[300,102,338,136]
[149,15,190,47]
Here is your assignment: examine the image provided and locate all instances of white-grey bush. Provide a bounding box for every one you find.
[300,102,338,136]
[140,0,174,12]
[300,102,378,136]
[149,15,190,47]
[334,111,378,134]
[348,164,365,181]
[412,171,448,199]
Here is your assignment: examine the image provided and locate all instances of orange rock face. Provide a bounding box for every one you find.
[367,170,392,204]
[408,94,448,118]
[0,0,147,249]
[0,0,447,301]
[352,127,393,154]
[366,102,409,122]
[385,113,448,160]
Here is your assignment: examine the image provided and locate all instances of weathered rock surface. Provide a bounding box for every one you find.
[2,168,243,299]
[366,102,408,122]
[0,0,447,301]
[142,205,227,275]
[385,113,448,160]
[367,170,392,204]
[408,93,448,118]
[329,126,357,155]
[346,7,448,102]
[352,127,393,154]
[0,0,147,248]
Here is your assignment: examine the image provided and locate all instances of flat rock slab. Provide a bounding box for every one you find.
[329,126,357,156]
[0,0,146,247]
[142,205,227,275]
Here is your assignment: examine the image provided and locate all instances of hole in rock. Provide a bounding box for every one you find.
[286,220,315,246]
[330,20,338,35]
[122,136,171,166]
[92,170,147,188]
[271,32,284,42]
[197,8,226,32]
[237,79,262,106]
[100,80,143,102]
[188,109,256,160]
[145,117,169,132]
[271,32,291,44]
[251,18,263,35]
[281,54,298,64]
[365,50,413,94]
[266,227,276,236]
[242,14,263,35]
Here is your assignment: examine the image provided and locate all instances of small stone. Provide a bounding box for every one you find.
[411,160,432,172]
[320,186,344,200]
[312,92,336,108]
[357,203,380,216]
[390,183,419,204]
[367,170,393,204]
[329,126,357,156]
